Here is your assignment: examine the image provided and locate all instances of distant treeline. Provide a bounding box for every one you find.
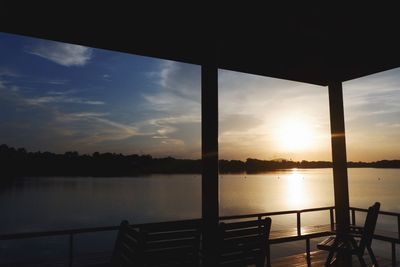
[1,144,400,177]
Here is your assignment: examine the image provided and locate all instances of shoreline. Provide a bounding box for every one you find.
[4,166,400,179]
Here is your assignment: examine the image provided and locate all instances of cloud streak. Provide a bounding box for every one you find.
[137,61,203,156]
[29,42,92,67]
[0,68,20,77]
[25,96,105,106]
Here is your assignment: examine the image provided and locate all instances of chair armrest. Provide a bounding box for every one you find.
[317,236,346,250]
[329,226,363,237]
[348,232,362,239]
[349,226,363,233]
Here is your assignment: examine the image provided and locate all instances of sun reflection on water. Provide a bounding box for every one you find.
[285,168,309,209]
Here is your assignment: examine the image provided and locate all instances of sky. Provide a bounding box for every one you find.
[0,32,400,162]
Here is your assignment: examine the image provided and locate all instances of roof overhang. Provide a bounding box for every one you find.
[2,4,400,86]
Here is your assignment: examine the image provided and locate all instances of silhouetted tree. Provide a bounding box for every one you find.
[1,144,399,179]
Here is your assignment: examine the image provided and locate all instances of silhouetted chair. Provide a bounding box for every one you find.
[217,217,272,267]
[111,219,202,267]
[111,220,143,267]
[317,202,380,267]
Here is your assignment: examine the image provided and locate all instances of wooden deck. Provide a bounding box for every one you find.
[272,250,396,267]
[1,224,397,267]
[1,250,395,267]
[270,224,333,241]
[2,206,399,267]
[81,251,397,267]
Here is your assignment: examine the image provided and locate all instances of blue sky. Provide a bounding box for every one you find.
[1,32,400,161]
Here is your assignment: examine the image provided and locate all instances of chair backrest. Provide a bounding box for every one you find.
[217,217,272,267]
[139,219,202,267]
[358,202,380,253]
[111,220,144,267]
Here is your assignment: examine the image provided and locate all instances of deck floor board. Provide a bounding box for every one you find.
[271,250,396,267]
[270,224,333,241]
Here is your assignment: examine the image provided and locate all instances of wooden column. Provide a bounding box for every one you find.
[328,81,350,235]
[201,59,219,266]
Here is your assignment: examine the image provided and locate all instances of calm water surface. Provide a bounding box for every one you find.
[0,168,399,263]
[1,168,399,233]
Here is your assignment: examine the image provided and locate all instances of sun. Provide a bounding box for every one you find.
[277,118,314,152]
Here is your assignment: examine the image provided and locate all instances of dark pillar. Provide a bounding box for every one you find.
[329,81,351,266]
[201,60,219,266]
[328,81,350,234]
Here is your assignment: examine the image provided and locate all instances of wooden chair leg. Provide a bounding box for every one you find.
[349,237,358,249]
[357,254,367,267]
[325,251,335,266]
[266,244,271,267]
[367,246,379,267]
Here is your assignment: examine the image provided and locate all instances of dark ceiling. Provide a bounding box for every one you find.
[2,4,400,86]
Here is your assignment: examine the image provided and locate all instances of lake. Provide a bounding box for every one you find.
[0,168,399,264]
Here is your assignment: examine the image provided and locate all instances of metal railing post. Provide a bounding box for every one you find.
[297,212,301,236]
[398,215,400,241]
[329,208,334,231]
[392,242,396,267]
[351,209,356,226]
[306,238,311,266]
[69,234,74,267]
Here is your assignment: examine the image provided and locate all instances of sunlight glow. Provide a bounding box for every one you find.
[277,118,314,152]
[285,169,309,209]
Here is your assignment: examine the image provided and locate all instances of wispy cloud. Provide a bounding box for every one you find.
[31,79,69,85]
[148,115,201,125]
[103,74,111,81]
[0,79,20,93]
[25,95,105,106]
[28,41,92,67]
[46,90,74,96]
[0,68,20,77]
[145,60,200,104]
[0,80,5,90]
[56,112,143,145]
[0,68,69,86]
[160,139,184,146]
[0,79,131,150]
[344,70,400,122]
[84,100,105,105]
[139,61,201,151]
[68,112,109,118]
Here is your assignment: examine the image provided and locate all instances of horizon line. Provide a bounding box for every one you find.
[1,144,400,164]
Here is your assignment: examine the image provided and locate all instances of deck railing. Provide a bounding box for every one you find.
[0,206,399,266]
[220,206,336,267]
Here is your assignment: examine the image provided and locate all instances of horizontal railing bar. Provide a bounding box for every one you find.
[0,218,203,240]
[350,207,400,216]
[0,226,119,240]
[1,206,399,243]
[373,234,400,244]
[220,206,335,220]
[270,230,333,243]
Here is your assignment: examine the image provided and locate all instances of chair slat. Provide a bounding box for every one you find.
[217,217,271,267]
[111,220,144,266]
[146,229,198,241]
[146,238,197,250]
[140,219,201,266]
[221,219,265,230]
[222,227,262,238]
[140,219,201,231]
